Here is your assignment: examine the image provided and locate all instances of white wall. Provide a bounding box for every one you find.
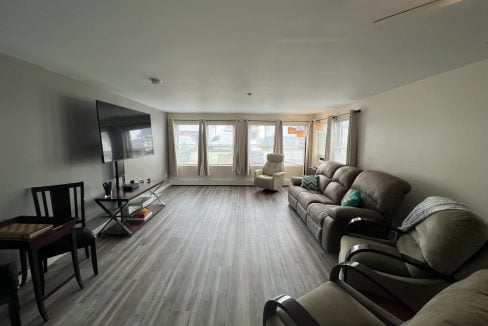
[169,112,314,185]
[317,58,488,222]
[0,53,168,224]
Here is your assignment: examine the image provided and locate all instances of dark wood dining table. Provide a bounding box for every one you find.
[0,216,84,321]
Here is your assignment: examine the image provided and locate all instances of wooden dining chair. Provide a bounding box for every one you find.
[19,182,98,289]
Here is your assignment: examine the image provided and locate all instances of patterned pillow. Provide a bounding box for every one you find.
[301,175,319,190]
[341,190,361,207]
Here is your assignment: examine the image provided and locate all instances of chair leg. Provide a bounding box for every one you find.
[84,246,90,259]
[19,250,28,286]
[39,258,45,296]
[8,291,21,326]
[90,244,98,276]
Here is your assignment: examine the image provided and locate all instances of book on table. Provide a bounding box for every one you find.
[0,223,53,239]
[127,208,153,222]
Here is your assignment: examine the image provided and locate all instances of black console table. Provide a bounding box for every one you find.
[95,179,166,236]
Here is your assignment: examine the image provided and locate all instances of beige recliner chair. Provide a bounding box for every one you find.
[264,262,488,325]
[338,209,488,312]
[254,153,285,191]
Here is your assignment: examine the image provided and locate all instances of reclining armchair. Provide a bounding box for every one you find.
[338,209,488,312]
[264,262,488,325]
[254,153,285,191]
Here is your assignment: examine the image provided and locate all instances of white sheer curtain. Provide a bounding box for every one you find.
[198,119,209,176]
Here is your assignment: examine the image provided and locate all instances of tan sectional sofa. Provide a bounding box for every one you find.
[288,161,411,253]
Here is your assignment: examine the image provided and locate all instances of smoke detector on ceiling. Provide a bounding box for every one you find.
[149,77,162,85]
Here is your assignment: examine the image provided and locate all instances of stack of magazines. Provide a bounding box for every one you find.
[127,208,153,222]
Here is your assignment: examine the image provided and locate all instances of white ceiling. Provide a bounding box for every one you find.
[0,0,487,113]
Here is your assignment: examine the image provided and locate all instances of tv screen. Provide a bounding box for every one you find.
[96,100,154,163]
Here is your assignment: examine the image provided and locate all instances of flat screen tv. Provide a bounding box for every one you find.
[96,100,154,163]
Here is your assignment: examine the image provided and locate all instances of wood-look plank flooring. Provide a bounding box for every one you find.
[0,186,336,326]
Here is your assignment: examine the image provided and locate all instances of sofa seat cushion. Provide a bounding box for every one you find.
[339,235,411,277]
[307,203,335,226]
[297,192,335,210]
[405,270,488,326]
[288,184,310,199]
[274,282,384,326]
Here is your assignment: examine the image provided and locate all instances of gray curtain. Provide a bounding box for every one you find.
[233,120,249,176]
[167,118,178,176]
[324,117,334,160]
[273,120,283,154]
[346,110,360,167]
[198,119,209,176]
[304,121,314,174]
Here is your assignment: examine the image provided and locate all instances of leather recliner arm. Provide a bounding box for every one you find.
[345,217,400,243]
[255,169,263,177]
[263,262,404,326]
[345,244,454,282]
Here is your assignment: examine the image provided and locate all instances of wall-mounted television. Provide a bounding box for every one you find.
[96,100,154,163]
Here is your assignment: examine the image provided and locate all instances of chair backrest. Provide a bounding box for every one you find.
[344,170,411,219]
[396,209,488,278]
[31,182,85,227]
[263,153,284,176]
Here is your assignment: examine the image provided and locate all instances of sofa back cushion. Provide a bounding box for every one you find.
[315,161,344,193]
[405,270,488,326]
[409,209,488,276]
[322,166,362,203]
[344,170,411,219]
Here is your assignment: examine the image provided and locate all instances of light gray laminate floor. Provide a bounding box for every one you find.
[0,186,336,326]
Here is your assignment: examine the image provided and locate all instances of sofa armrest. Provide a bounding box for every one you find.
[273,172,285,177]
[290,176,302,186]
[255,169,263,177]
[345,217,400,241]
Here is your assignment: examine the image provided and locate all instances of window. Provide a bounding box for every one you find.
[176,122,199,165]
[248,123,275,166]
[282,123,306,166]
[207,124,234,165]
[313,120,327,165]
[330,116,349,164]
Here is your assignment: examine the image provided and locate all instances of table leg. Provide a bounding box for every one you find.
[70,229,84,289]
[19,250,27,286]
[27,249,49,321]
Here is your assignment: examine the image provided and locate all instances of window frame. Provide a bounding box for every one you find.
[175,121,200,166]
[206,122,235,166]
[330,115,350,164]
[282,122,307,167]
[248,122,276,167]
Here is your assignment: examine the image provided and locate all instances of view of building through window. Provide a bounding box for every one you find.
[283,124,306,166]
[248,124,275,166]
[176,123,199,165]
[207,124,234,165]
[330,116,349,164]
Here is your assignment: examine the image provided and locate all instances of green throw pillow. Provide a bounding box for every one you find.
[341,190,361,207]
[301,175,319,190]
